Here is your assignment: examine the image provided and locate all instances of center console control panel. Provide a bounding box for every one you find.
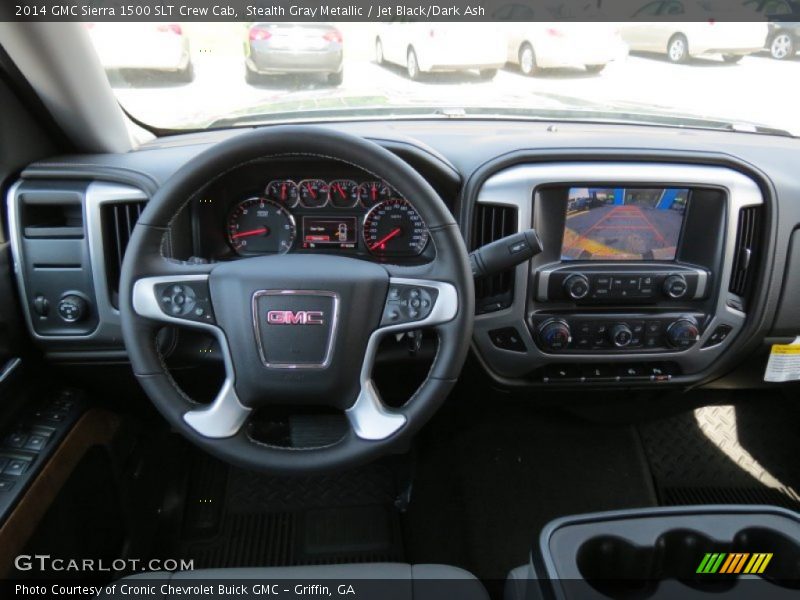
[532,313,706,354]
[537,265,709,303]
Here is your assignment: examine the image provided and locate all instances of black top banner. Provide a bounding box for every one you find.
[0,1,786,22]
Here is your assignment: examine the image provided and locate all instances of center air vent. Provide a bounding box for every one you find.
[472,203,517,313]
[728,205,761,304]
[101,200,146,308]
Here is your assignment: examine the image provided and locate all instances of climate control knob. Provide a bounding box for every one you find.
[610,323,633,347]
[666,318,700,349]
[563,274,590,300]
[663,274,688,299]
[538,319,572,351]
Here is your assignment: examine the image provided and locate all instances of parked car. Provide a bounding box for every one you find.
[744,0,800,59]
[621,1,768,63]
[244,23,344,85]
[375,23,506,80]
[85,22,194,81]
[503,22,629,75]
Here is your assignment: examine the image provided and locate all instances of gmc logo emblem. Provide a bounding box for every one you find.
[266,310,324,325]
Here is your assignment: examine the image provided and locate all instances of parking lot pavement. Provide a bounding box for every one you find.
[111,49,800,135]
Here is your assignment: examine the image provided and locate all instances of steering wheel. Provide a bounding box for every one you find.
[119,126,474,474]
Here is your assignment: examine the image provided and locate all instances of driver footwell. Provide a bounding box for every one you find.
[163,451,406,568]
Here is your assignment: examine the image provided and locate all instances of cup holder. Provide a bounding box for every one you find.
[575,527,800,598]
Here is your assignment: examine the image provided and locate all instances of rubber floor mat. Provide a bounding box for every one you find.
[639,403,800,509]
[176,453,404,568]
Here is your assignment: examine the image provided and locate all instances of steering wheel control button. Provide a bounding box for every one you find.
[381,285,439,326]
[253,290,338,368]
[488,327,526,352]
[155,281,215,324]
[56,294,88,323]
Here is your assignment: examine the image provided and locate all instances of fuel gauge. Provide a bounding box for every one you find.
[358,181,392,208]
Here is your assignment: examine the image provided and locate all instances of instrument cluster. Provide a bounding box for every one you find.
[225,178,431,260]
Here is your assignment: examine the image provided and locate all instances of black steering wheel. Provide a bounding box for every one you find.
[119,126,474,474]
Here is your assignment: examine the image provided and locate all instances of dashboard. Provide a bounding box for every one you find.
[188,159,434,264]
[6,119,800,392]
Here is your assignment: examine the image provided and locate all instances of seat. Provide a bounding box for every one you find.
[99,563,488,600]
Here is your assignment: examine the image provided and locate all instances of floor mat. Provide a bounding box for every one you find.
[175,454,405,568]
[639,402,800,509]
[404,406,658,580]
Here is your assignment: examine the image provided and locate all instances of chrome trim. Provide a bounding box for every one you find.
[132,274,250,438]
[0,358,21,385]
[6,180,148,342]
[346,277,458,441]
[473,163,764,380]
[251,290,340,369]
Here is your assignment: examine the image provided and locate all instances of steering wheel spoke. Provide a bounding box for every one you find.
[132,270,251,439]
[347,277,458,441]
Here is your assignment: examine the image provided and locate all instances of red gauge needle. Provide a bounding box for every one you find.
[333,183,345,198]
[305,183,317,199]
[369,228,401,251]
[232,227,268,239]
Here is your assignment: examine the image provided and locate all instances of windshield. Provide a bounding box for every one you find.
[86,19,798,136]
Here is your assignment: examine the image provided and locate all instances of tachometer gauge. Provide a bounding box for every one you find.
[265,180,298,207]
[363,198,429,257]
[358,181,392,208]
[228,197,296,255]
[298,179,329,208]
[328,179,359,208]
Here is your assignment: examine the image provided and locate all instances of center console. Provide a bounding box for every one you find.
[506,506,800,600]
[471,163,764,386]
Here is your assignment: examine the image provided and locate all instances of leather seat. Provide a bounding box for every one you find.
[99,564,488,600]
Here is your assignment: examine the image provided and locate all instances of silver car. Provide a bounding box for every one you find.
[245,23,344,85]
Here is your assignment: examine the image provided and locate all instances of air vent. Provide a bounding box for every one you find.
[728,206,761,301]
[472,203,517,313]
[101,200,146,308]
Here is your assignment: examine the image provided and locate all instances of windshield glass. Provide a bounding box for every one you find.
[85,19,798,135]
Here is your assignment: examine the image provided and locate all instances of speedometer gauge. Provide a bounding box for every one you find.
[363,198,429,257]
[228,197,296,255]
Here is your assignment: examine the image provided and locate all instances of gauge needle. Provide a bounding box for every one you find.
[333,183,345,197]
[369,228,401,251]
[232,227,268,239]
[305,183,317,199]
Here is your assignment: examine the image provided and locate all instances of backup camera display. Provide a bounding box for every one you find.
[561,187,688,261]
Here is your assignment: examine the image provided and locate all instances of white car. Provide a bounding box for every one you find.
[621,1,768,63]
[503,23,629,75]
[375,24,506,80]
[85,22,194,81]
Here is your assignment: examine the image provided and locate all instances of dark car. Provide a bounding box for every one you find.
[244,22,344,85]
[745,0,800,58]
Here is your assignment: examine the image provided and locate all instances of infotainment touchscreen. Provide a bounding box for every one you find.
[561,187,688,261]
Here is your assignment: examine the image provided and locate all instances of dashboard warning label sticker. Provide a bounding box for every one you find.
[764,337,800,382]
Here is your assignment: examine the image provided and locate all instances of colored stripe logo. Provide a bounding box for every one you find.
[696,553,773,574]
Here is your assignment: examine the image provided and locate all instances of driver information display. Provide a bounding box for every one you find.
[561,187,688,261]
[302,216,357,249]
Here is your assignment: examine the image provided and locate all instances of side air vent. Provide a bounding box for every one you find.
[101,200,146,308]
[472,203,517,313]
[728,206,761,301]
